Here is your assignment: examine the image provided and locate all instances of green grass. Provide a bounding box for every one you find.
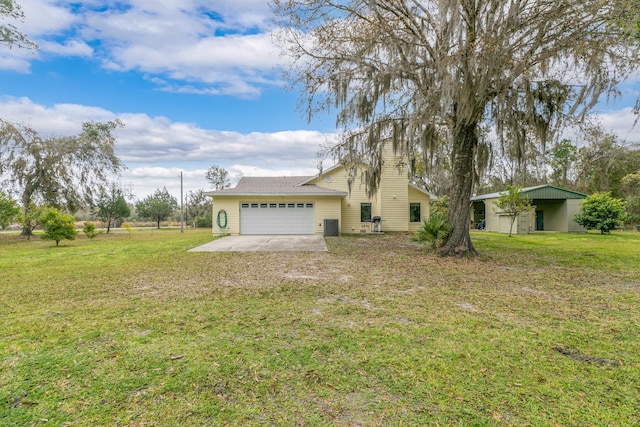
[1,229,639,425]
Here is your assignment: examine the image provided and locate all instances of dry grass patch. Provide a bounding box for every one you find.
[1,229,639,425]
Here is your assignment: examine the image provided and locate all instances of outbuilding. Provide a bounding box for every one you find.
[471,185,587,234]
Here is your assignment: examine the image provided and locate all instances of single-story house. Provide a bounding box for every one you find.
[205,146,431,236]
[471,184,587,234]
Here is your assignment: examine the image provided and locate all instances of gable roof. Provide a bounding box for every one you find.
[204,176,348,197]
[471,184,587,201]
[299,164,434,197]
[409,181,435,197]
[298,162,344,186]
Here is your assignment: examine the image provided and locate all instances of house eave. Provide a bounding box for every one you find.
[205,191,348,197]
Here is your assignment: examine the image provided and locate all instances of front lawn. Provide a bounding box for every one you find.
[1,229,638,425]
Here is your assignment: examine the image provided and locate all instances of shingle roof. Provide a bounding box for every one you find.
[204,176,348,197]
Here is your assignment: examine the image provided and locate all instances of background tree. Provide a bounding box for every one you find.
[0,119,125,234]
[93,183,131,233]
[574,192,627,234]
[621,171,640,225]
[135,187,177,229]
[547,139,578,189]
[205,165,231,190]
[185,189,212,228]
[38,207,78,246]
[409,133,453,197]
[0,0,37,50]
[429,195,449,218]
[273,0,640,256]
[574,127,640,198]
[0,189,19,229]
[496,186,532,237]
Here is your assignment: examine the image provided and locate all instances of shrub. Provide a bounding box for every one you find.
[412,213,451,250]
[574,192,627,234]
[83,222,101,239]
[195,211,213,228]
[38,207,78,246]
[122,223,134,237]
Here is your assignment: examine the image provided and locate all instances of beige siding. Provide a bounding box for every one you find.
[484,198,533,234]
[566,199,586,232]
[379,146,409,232]
[341,191,378,233]
[484,199,500,232]
[408,186,431,233]
[310,165,377,233]
[535,201,565,231]
[517,211,534,234]
[211,196,342,235]
[212,198,241,235]
[315,198,342,234]
[312,145,418,233]
[533,199,585,232]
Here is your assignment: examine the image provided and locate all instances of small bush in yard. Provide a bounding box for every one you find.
[38,207,78,246]
[574,192,627,234]
[83,222,101,239]
[413,213,451,250]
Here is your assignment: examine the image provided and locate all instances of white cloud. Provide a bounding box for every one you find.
[0,96,336,199]
[0,96,116,134]
[17,0,81,36]
[596,107,640,145]
[37,39,93,57]
[1,1,281,96]
[0,53,33,73]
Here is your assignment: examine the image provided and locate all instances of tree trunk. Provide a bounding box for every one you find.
[438,122,479,257]
[106,220,111,234]
[157,220,161,229]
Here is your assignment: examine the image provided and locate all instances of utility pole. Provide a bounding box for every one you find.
[180,171,184,233]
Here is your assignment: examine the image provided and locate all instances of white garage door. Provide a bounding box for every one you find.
[240,202,315,235]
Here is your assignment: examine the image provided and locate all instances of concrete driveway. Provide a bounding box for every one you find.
[189,235,328,252]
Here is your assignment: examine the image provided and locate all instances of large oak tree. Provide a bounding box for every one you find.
[273,0,640,256]
[0,120,125,234]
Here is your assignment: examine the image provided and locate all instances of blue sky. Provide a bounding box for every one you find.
[1,1,638,199]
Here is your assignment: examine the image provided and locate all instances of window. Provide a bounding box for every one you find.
[360,203,372,222]
[409,203,421,223]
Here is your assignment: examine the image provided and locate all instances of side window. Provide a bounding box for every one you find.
[360,203,372,222]
[409,202,421,223]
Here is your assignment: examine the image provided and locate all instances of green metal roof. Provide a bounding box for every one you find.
[471,185,587,201]
[522,185,586,200]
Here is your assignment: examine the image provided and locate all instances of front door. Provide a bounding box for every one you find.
[536,211,544,231]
